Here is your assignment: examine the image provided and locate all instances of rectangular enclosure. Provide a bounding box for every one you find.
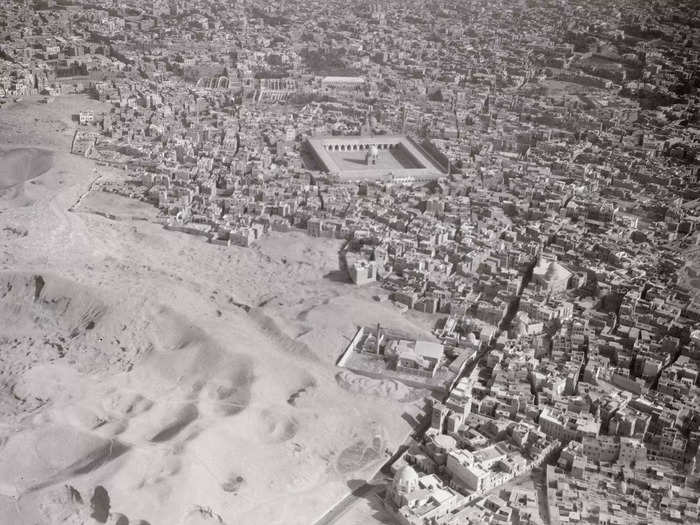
[305,135,444,181]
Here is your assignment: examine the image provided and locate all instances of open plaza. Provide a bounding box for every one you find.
[305,134,445,181]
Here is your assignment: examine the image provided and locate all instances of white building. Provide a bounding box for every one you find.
[385,465,462,525]
[582,435,620,463]
[321,76,365,91]
[79,111,94,125]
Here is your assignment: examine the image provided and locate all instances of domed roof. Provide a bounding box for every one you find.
[395,465,418,484]
[431,433,457,450]
[544,261,571,281]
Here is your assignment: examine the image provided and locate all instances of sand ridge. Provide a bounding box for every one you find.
[0,95,433,525]
[0,147,54,191]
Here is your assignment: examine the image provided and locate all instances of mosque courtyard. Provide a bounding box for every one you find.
[305,134,445,181]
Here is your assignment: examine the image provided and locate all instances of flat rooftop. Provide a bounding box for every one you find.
[306,134,445,181]
[322,76,365,83]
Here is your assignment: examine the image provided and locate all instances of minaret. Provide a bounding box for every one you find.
[375,323,382,354]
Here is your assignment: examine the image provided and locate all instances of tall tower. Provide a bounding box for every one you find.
[374,323,382,354]
[431,400,449,433]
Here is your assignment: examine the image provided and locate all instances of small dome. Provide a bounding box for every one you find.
[395,465,418,484]
[431,433,456,450]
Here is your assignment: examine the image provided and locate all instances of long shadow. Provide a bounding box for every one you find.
[151,404,199,442]
[401,412,418,429]
[324,269,351,283]
[27,440,131,494]
[341,158,369,166]
[345,480,395,524]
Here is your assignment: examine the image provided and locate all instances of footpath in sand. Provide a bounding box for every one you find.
[0,96,435,525]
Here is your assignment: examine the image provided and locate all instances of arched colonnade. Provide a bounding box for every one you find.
[324,143,397,152]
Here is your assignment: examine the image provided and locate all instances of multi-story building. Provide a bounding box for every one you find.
[538,407,600,444]
[582,435,620,463]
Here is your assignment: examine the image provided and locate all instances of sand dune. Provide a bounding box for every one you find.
[335,370,426,402]
[0,102,422,525]
[0,424,125,495]
[0,148,53,191]
[0,267,408,524]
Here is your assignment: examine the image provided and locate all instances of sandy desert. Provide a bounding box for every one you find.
[0,96,437,525]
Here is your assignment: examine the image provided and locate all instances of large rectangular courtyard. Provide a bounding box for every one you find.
[305,134,446,181]
[326,145,424,172]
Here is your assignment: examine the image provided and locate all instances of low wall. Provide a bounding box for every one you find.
[337,327,365,367]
